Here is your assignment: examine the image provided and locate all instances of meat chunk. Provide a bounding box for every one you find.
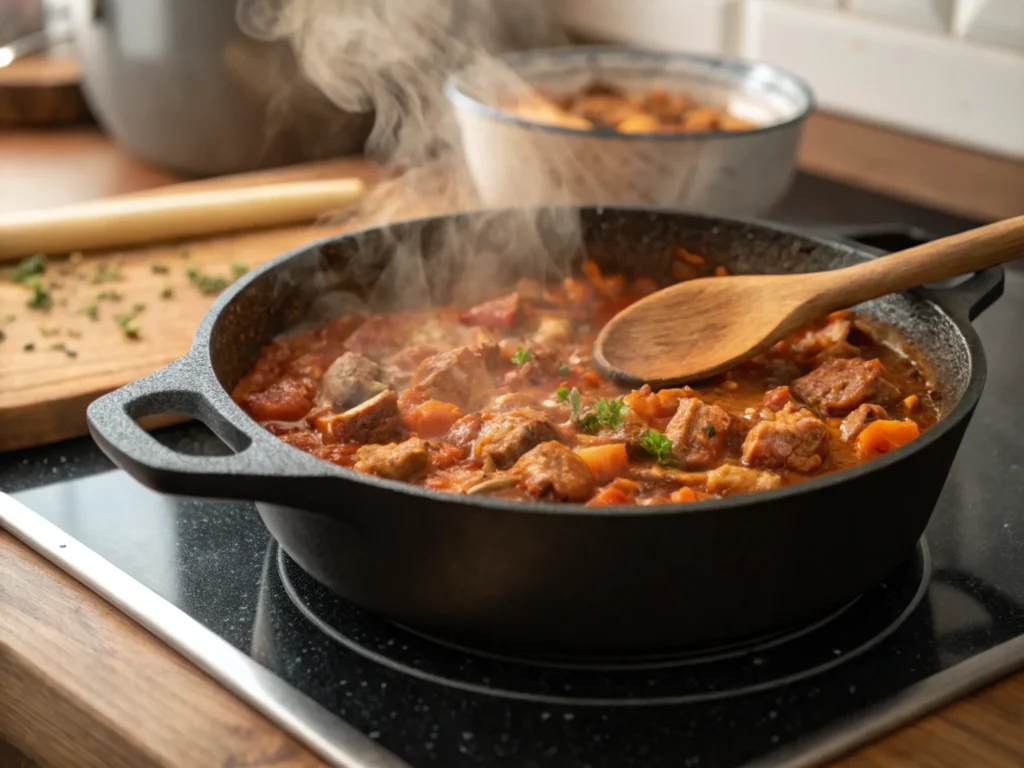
[762,386,795,413]
[474,409,562,469]
[840,403,889,442]
[408,343,500,409]
[790,313,858,361]
[513,442,596,501]
[742,406,830,473]
[244,377,318,422]
[459,292,520,329]
[445,413,483,450]
[503,347,563,387]
[664,397,732,469]
[354,437,429,481]
[791,357,901,416]
[315,352,391,411]
[315,390,407,445]
[706,465,782,495]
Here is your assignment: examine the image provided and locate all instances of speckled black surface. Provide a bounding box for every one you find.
[4,174,1024,768]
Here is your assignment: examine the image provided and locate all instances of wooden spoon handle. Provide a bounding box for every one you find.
[816,213,1024,309]
[0,178,366,261]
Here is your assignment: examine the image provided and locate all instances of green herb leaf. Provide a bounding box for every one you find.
[93,263,122,284]
[578,412,600,434]
[114,304,145,339]
[160,284,173,299]
[558,361,570,375]
[26,278,53,310]
[96,289,122,302]
[556,386,570,403]
[186,267,230,295]
[82,303,99,320]
[704,424,717,438]
[11,254,46,283]
[230,262,249,279]
[511,345,531,366]
[640,428,674,466]
[151,264,170,274]
[568,387,582,420]
[594,398,628,429]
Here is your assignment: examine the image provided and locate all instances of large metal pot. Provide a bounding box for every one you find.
[69,0,372,175]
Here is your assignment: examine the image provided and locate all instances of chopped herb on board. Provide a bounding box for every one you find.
[82,303,100,320]
[96,289,122,302]
[93,263,122,283]
[25,277,53,310]
[0,330,5,342]
[11,254,46,283]
[151,264,170,274]
[187,266,230,294]
[230,262,249,279]
[114,304,145,339]
[160,284,173,299]
[23,342,35,352]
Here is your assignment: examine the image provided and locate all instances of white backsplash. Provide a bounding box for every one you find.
[557,0,1024,159]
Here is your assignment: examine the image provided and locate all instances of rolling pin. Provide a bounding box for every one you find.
[0,177,366,260]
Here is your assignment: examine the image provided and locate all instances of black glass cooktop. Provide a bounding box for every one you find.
[3,174,1024,768]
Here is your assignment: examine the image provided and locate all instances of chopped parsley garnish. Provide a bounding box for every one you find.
[82,303,99,320]
[594,398,628,429]
[23,342,35,352]
[230,262,249,279]
[704,424,717,438]
[511,345,531,365]
[151,264,169,274]
[0,330,5,342]
[558,361,570,375]
[568,387,582,420]
[160,284,173,299]
[556,386,570,403]
[96,289,122,301]
[11,254,46,283]
[640,428,674,465]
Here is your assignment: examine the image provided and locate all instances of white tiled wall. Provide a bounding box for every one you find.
[557,0,1024,159]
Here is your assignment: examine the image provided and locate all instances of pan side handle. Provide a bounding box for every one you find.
[915,266,1005,323]
[86,354,328,505]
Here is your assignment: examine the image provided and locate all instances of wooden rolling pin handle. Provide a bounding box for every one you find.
[0,178,366,260]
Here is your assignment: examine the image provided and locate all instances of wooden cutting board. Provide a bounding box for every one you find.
[0,157,381,452]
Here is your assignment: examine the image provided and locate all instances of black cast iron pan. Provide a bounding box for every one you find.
[86,207,1005,655]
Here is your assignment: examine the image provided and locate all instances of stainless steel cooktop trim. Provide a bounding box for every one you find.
[4,491,1024,768]
[0,492,411,768]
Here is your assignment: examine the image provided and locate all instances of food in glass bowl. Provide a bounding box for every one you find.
[512,80,757,134]
[233,255,935,507]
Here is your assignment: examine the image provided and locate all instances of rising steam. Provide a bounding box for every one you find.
[236,0,593,315]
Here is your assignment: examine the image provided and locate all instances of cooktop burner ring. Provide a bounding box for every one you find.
[387,598,861,672]
[277,539,932,707]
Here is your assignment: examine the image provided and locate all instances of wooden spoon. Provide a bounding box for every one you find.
[594,215,1024,387]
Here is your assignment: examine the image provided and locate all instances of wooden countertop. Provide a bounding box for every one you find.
[2,121,1023,768]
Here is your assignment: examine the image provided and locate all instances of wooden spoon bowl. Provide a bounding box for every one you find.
[595,215,1024,387]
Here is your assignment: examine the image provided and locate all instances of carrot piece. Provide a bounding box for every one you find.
[576,443,629,485]
[625,386,659,420]
[670,486,698,503]
[403,400,464,438]
[903,394,920,412]
[582,260,607,294]
[586,484,632,507]
[581,370,604,389]
[856,419,921,458]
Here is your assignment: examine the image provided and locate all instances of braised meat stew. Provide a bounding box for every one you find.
[233,259,937,507]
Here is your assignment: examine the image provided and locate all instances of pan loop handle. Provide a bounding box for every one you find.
[915,267,1005,323]
[86,354,326,504]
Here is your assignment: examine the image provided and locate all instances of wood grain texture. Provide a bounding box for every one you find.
[0,158,380,452]
[0,532,328,768]
[800,112,1024,222]
[595,215,1024,384]
[0,46,90,129]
